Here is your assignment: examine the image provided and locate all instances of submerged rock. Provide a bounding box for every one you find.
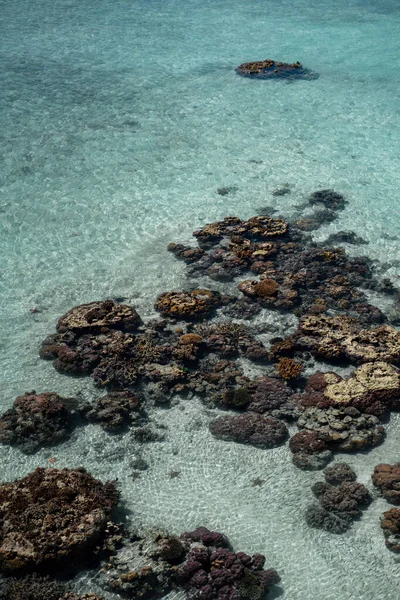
[0,468,119,573]
[0,391,77,453]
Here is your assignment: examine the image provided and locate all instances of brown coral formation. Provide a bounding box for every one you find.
[297,362,400,416]
[155,289,222,320]
[0,467,119,573]
[57,300,141,334]
[380,508,400,553]
[209,412,288,449]
[276,358,303,380]
[372,463,400,505]
[292,315,400,364]
[0,391,76,453]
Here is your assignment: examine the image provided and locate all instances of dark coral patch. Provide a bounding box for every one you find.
[236,59,317,80]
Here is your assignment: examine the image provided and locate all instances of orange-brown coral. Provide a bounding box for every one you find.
[277,358,303,380]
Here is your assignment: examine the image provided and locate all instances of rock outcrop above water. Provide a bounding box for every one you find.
[0,468,119,573]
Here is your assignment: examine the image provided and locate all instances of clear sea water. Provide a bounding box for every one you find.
[1,0,400,598]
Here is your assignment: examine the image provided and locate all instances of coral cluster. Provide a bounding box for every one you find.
[209,412,288,449]
[0,468,119,573]
[372,463,400,505]
[0,392,76,453]
[236,59,317,80]
[102,527,280,600]
[305,463,372,533]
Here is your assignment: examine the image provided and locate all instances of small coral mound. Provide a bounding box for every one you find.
[236,59,316,80]
[209,412,288,449]
[372,463,400,505]
[380,508,400,552]
[289,430,331,471]
[0,391,76,453]
[305,463,372,533]
[308,189,347,211]
[57,299,141,334]
[155,289,222,320]
[0,467,119,573]
[276,357,303,380]
[247,377,294,414]
[83,390,144,433]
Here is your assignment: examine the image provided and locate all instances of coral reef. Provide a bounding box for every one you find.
[295,406,384,452]
[57,300,141,334]
[372,463,400,505]
[0,468,119,573]
[0,575,67,600]
[155,289,223,320]
[236,59,317,80]
[0,575,104,600]
[290,315,400,364]
[276,357,303,380]
[165,208,387,323]
[305,463,372,533]
[0,392,76,453]
[209,412,288,449]
[380,508,400,553]
[83,390,144,433]
[297,362,400,417]
[101,527,279,600]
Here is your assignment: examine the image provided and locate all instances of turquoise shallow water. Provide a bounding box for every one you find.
[1,0,400,598]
